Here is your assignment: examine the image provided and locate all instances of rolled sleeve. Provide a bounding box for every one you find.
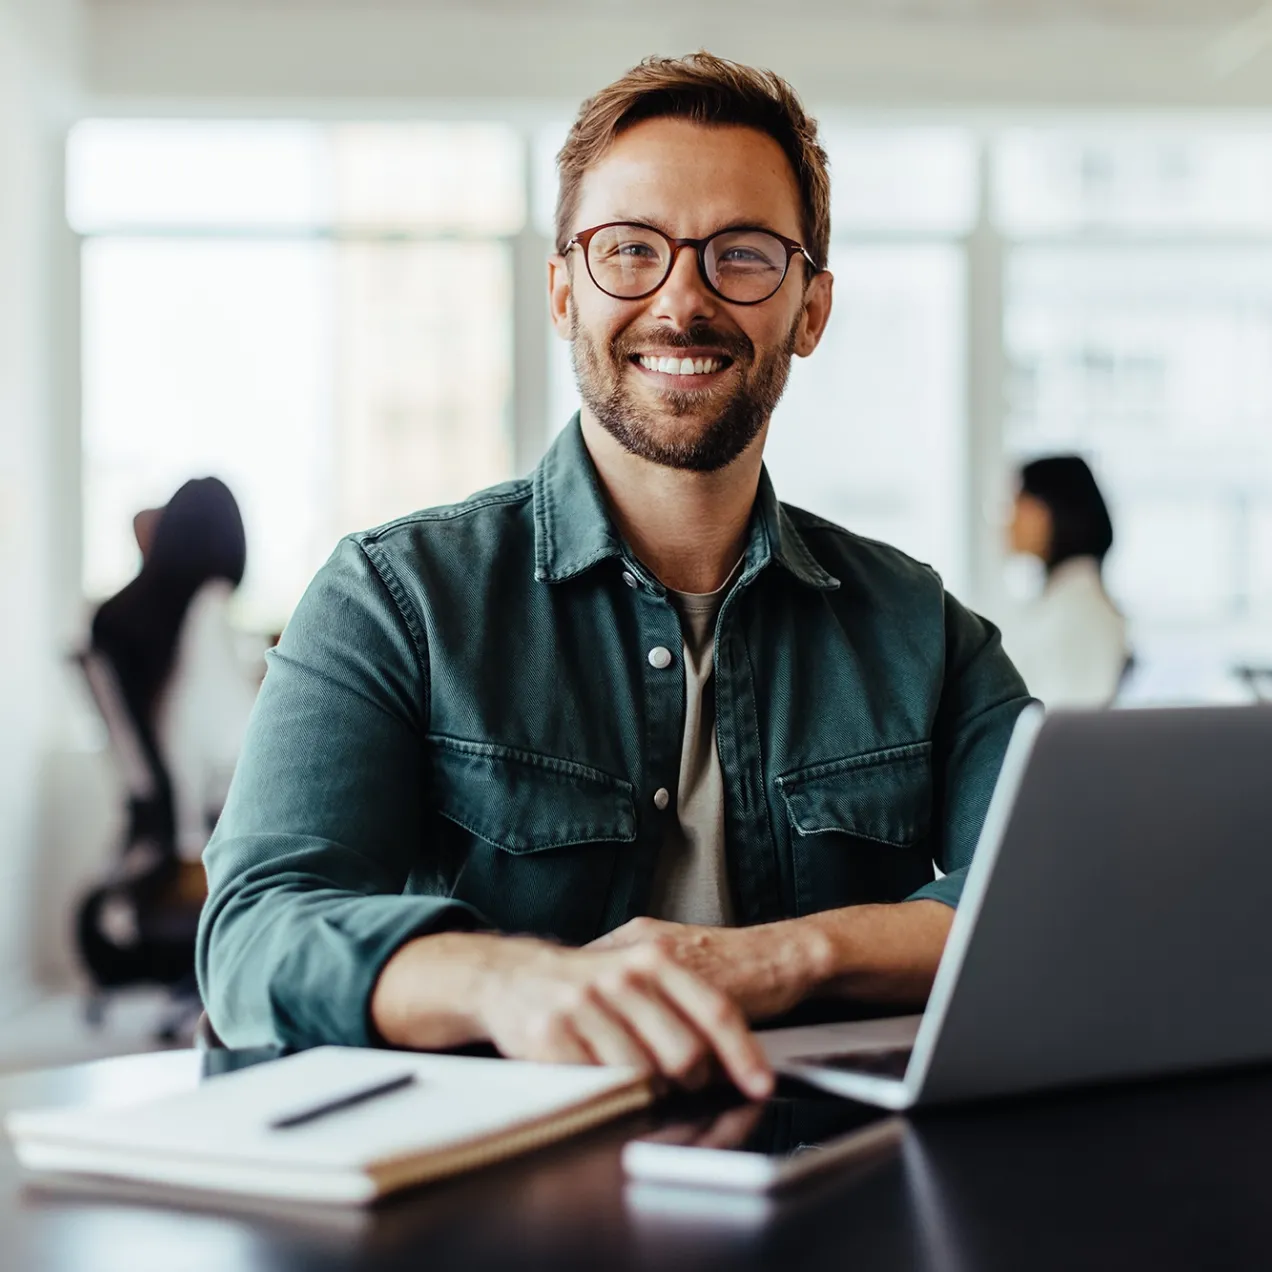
[197,536,489,1048]
[908,592,1035,910]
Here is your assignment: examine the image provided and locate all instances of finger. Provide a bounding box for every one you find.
[654,960,774,1099]
[599,974,712,1088]
[570,994,656,1073]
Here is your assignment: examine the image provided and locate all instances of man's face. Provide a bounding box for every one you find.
[549,117,833,473]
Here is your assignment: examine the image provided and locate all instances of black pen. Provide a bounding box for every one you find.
[269,1072,418,1131]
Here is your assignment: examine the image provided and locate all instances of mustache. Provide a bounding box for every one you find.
[613,324,753,363]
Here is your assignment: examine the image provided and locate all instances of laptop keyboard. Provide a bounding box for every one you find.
[788,1046,914,1079]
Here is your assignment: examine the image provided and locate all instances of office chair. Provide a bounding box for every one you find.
[193,1010,224,1050]
[72,648,207,1042]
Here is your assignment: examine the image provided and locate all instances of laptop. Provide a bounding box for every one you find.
[760,703,1272,1109]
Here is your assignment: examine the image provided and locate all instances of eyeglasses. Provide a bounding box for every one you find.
[563,221,818,306]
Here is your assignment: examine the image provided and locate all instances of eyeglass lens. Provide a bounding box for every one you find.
[585,225,790,303]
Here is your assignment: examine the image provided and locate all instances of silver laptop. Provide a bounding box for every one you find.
[761,703,1272,1109]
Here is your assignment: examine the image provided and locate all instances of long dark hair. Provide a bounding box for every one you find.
[1019,456,1114,575]
[91,477,247,736]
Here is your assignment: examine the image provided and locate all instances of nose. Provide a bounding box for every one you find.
[649,243,717,330]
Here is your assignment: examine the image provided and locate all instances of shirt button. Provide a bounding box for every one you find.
[621,571,638,589]
[648,646,673,670]
[653,787,670,811]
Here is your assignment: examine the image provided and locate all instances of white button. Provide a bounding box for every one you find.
[648,646,673,670]
[653,787,670,811]
[621,571,638,589]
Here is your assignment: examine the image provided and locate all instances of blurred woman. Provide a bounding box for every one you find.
[1002,456,1129,709]
[92,477,259,860]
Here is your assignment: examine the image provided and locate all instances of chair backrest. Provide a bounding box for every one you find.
[74,648,161,803]
[194,1010,225,1050]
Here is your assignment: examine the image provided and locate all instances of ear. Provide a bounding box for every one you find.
[548,253,574,340]
[793,269,833,358]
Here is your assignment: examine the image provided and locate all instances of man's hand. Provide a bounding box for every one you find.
[587,902,954,1018]
[588,917,831,1022]
[371,932,774,1099]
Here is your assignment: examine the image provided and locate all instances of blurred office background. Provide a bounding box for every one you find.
[3,0,1272,1065]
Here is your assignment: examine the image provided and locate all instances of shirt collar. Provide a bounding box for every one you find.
[750,466,841,592]
[532,416,627,584]
[533,414,839,593]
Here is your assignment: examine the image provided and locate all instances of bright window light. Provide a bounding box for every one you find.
[1005,245,1272,653]
[994,128,1272,235]
[328,123,524,234]
[68,120,330,231]
[822,127,979,235]
[69,119,525,234]
[74,121,519,630]
[766,245,968,596]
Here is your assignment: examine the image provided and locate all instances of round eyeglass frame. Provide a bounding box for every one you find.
[562,221,820,306]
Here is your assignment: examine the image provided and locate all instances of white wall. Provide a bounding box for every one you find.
[0,0,83,1010]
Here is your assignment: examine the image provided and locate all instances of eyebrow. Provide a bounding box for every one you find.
[605,215,789,240]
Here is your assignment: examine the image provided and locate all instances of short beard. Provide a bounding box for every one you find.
[569,301,800,474]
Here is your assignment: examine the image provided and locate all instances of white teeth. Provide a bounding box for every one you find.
[637,354,723,376]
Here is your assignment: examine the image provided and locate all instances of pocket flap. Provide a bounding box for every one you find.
[430,736,637,854]
[776,742,932,848]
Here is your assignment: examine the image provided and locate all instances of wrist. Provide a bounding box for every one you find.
[372,931,518,1049]
[467,935,551,1038]
[784,916,838,997]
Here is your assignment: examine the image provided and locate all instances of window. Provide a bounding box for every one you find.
[999,128,1272,668]
[73,120,522,629]
[995,128,1272,235]
[765,246,968,593]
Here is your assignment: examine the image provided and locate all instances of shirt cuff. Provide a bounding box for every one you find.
[905,866,967,910]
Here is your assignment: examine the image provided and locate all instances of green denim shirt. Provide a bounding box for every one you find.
[198,418,1032,1048]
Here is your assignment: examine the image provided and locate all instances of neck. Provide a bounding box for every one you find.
[579,409,766,594]
[1048,554,1099,581]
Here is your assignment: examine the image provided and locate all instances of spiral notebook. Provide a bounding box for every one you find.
[6,1047,653,1205]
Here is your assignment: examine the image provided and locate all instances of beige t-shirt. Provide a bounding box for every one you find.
[647,564,741,927]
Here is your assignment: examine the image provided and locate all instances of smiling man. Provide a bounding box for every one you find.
[198,54,1032,1098]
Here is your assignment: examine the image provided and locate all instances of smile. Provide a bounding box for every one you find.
[632,354,732,376]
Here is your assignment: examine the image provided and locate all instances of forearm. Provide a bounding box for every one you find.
[198,841,487,1048]
[371,929,774,1097]
[778,900,955,1008]
[370,931,544,1050]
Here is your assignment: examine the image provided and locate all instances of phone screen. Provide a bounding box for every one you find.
[637,1096,891,1161]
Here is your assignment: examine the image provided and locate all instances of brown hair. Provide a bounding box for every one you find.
[555,52,831,272]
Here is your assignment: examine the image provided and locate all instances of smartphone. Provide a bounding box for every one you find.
[621,1097,903,1193]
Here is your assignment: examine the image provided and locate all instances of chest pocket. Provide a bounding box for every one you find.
[775,742,934,915]
[428,736,636,944]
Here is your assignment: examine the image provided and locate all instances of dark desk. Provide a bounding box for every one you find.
[4,1049,1272,1271]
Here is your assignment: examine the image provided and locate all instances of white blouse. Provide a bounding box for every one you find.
[998,556,1130,710]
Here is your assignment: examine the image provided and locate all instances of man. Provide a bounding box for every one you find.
[198,53,1031,1100]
